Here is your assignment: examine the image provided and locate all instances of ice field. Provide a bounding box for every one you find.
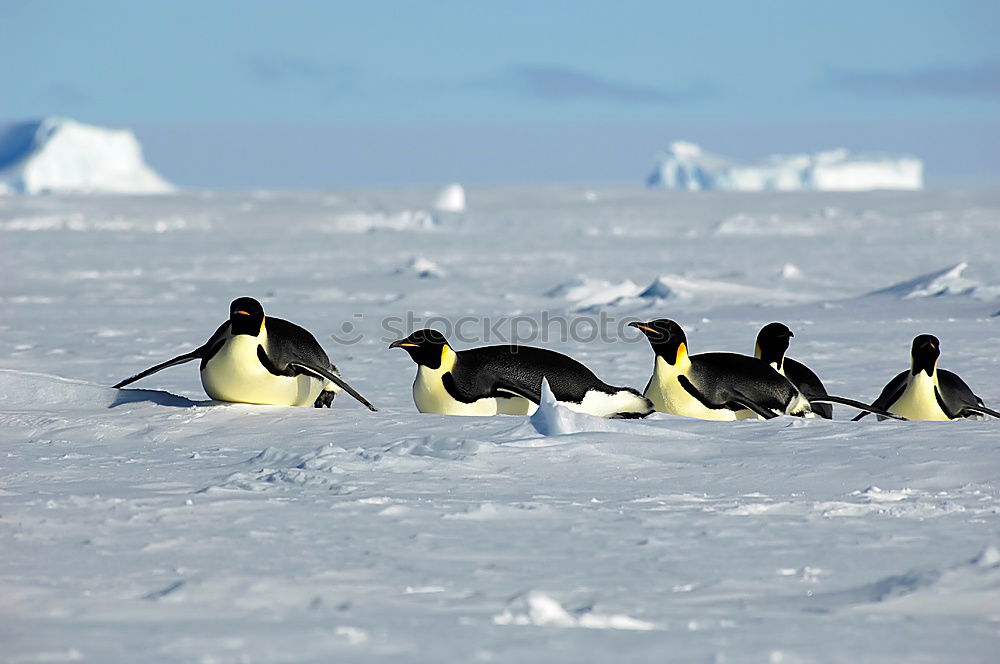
[2,187,999,662]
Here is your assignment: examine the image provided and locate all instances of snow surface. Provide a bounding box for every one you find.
[648,141,923,192]
[0,117,173,195]
[2,188,999,662]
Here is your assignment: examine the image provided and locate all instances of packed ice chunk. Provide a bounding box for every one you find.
[433,183,466,212]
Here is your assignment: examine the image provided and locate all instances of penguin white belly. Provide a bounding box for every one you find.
[201,335,323,407]
[645,358,737,421]
[889,373,950,421]
[412,366,535,416]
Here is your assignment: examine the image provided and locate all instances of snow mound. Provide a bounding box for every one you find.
[394,256,446,278]
[326,209,436,233]
[0,117,173,194]
[549,274,809,312]
[530,379,641,436]
[0,369,200,410]
[637,275,807,305]
[805,546,1000,616]
[546,277,642,310]
[432,183,466,212]
[781,263,804,279]
[865,263,1000,300]
[0,213,206,233]
[714,212,827,236]
[647,141,922,191]
[494,591,656,630]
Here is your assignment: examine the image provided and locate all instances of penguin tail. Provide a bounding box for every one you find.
[575,387,654,418]
[609,390,655,419]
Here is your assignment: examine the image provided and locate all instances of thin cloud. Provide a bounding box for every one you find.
[831,61,1000,99]
[473,65,707,104]
[245,55,355,87]
[41,84,91,105]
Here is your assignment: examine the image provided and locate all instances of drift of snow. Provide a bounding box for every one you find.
[548,274,810,313]
[647,141,923,191]
[433,183,466,212]
[865,262,1000,301]
[0,117,173,194]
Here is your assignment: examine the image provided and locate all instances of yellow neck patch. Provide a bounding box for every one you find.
[439,344,457,371]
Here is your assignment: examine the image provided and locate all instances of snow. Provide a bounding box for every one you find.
[1,187,999,662]
[648,141,923,191]
[0,118,173,195]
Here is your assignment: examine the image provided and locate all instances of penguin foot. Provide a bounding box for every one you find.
[610,410,651,419]
[313,390,336,408]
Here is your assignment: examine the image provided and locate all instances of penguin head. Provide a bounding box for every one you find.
[755,322,793,367]
[229,297,265,337]
[630,319,688,365]
[910,334,940,377]
[389,329,450,369]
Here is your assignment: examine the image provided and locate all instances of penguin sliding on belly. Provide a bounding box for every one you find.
[630,319,903,421]
[114,297,377,410]
[389,329,653,418]
[755,322,832,419]
[853,334,1000,421]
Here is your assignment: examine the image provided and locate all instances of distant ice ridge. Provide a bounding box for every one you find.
[0,117,173,194]
[647,141,922,191]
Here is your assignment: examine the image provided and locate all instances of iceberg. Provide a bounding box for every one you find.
[647,141,922,191]
[0,117,173,194]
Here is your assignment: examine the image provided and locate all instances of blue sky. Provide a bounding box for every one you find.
[3,0,999,187]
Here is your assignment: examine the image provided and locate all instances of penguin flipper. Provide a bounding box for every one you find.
[287,362,378,412]
[113,350,204,389]
[961,404,1000,419]
[936,371,993,420]
[727,390,781,420]
[851,371,908,421]
[817,395,907,421]
[490,381,541,404]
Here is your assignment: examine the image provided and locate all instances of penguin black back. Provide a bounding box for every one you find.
[454,345,621,404]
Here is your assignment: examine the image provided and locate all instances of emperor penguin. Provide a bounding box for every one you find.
[852,334,1000,421]
[114,297,377,410]
[389,329,653,418]
[630,319,903,421]
[754,322,832,419]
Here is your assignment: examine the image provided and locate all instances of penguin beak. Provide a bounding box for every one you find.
[629,322,656,336]
[235,310,251,316]
[389,340,419,349]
